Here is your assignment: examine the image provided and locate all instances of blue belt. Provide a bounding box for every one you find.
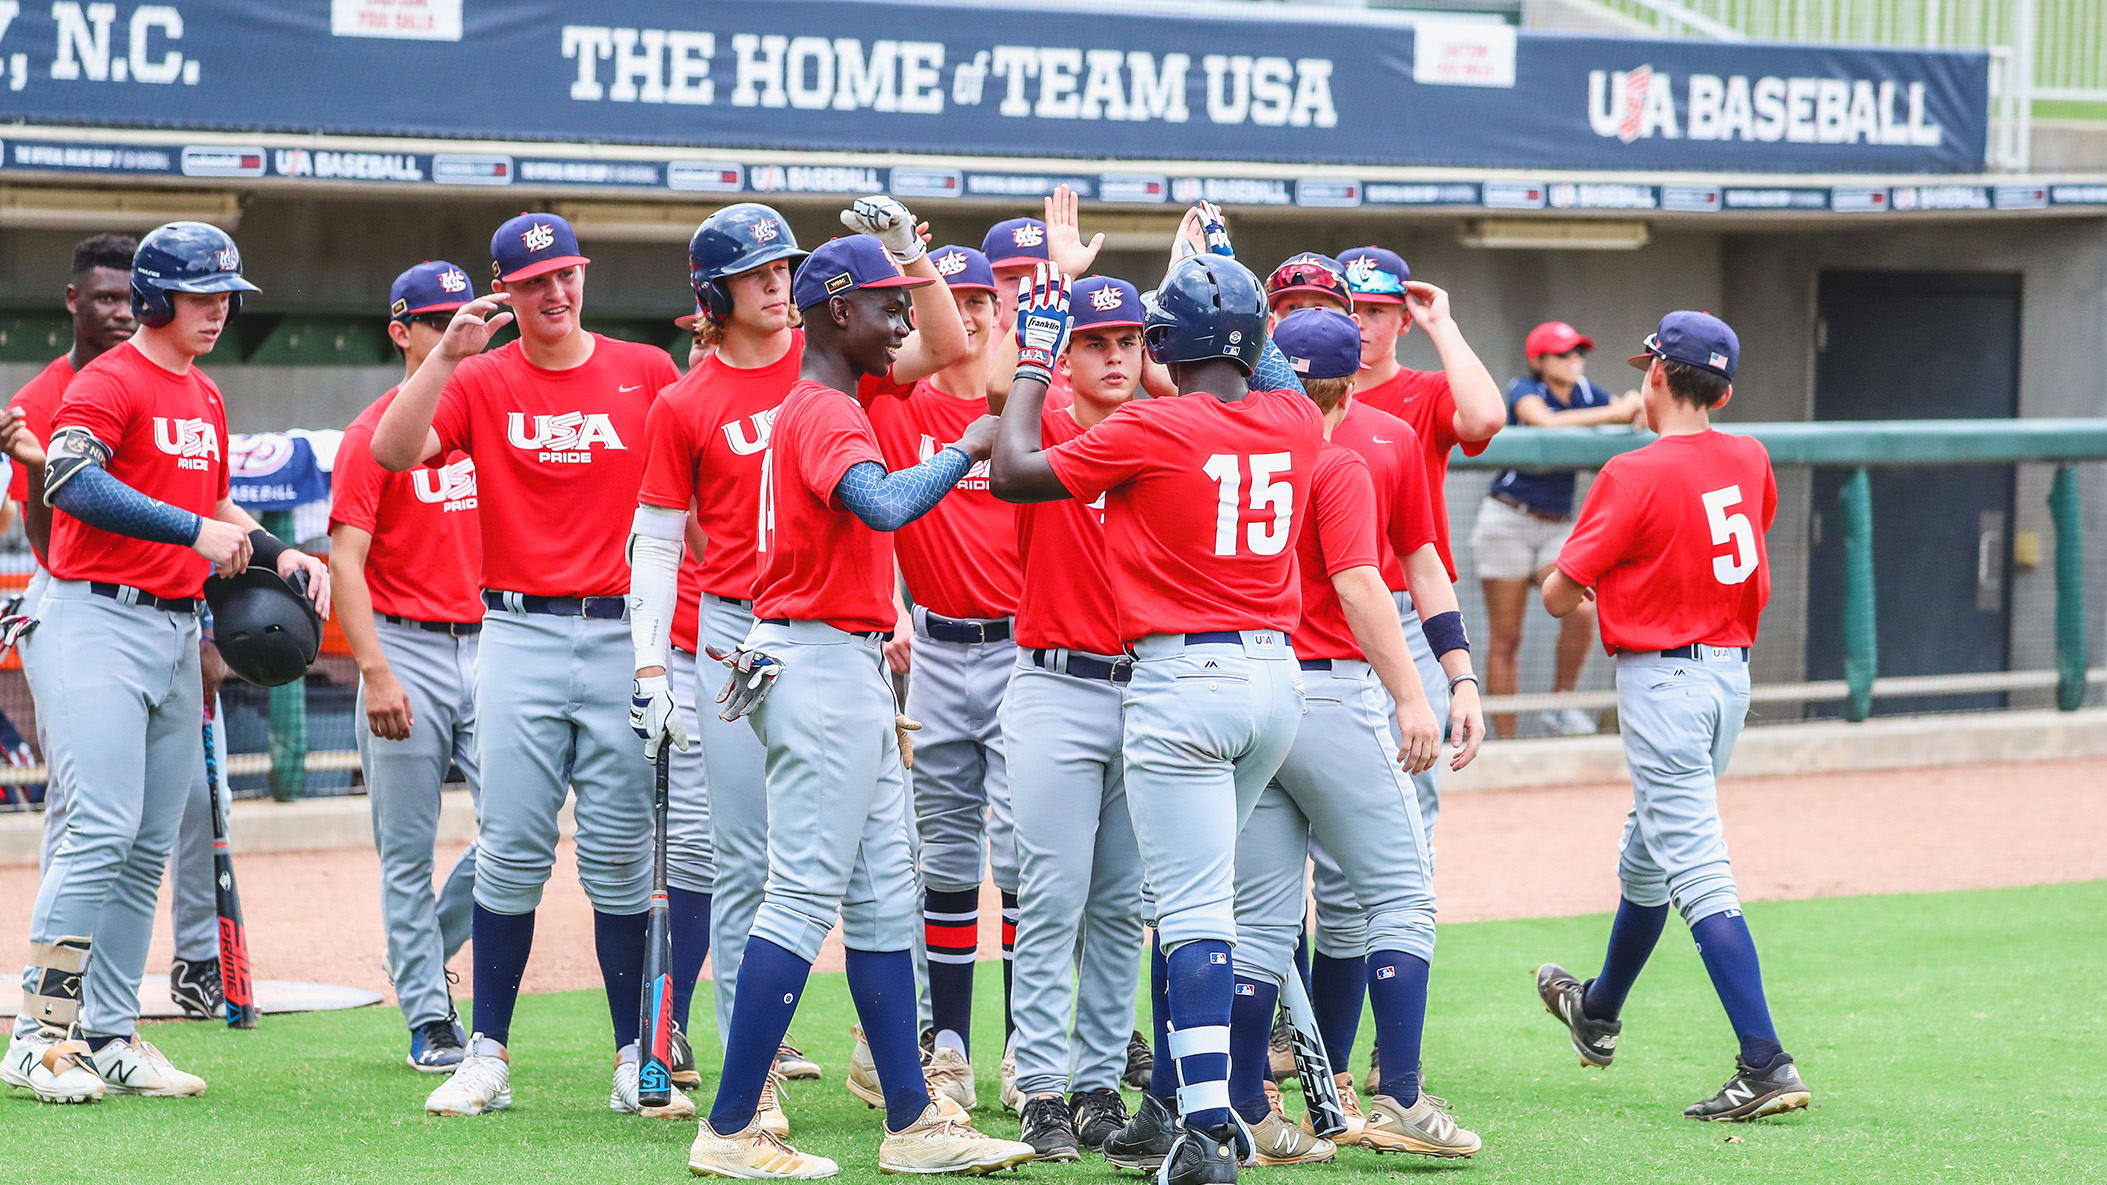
[923,613,1012,645]
[90,582,196,613]
[1030,649,1132,684]
[382,613,481,636]
[482,590,626,620]
[1655,644,1748,662]
[1185,631,1245,645]
[1299,658,1332,671]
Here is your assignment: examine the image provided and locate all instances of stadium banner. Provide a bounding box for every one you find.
[0,0,1990,174]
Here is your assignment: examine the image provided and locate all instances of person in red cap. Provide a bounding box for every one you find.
[1470,321,1641,739]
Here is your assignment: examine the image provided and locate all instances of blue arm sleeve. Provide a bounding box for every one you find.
[50,463,203,547]
[834,448,973,532]
[1251,337,1306,396]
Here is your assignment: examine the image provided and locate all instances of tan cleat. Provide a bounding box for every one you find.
[878,1102,1036,1175]
[924,1047,978,1113]
[1300,1072,1366,1143]
[757,1070,791,1138]
[996,1039,1021,1114]
[688,1114,839,1179]
[1247,1108,1336,1166]
[1360,1091,1481,1158]
[847,1024,883,1108]
[774,1036,823,1080]
[1,1030,104,1104]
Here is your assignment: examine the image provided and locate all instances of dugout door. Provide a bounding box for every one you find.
[1805,270,2021,716]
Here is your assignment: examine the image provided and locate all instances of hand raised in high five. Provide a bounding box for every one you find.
[1013,263,1073,387]
[1043,185,1105,277]
[435,293,515,363]
[841,195,928,265]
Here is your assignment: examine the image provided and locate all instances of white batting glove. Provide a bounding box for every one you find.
[706,644,786,722]
[1014,262,1072,386]
[629,675,690,761]
[841,195,926,265]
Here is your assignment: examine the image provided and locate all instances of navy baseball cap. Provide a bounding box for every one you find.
[1629,310,1739,380]
[929,245,996,293]
[982,217,1049,269]
[1337,246,1410,305]
[1266,252,1352,311]
[792,236,933,310]
[1069,276,1143,332]
[390,260,474,321]
[1271,308,1364,380]
[491,212,590,283]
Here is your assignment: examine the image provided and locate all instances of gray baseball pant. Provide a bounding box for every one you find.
[1614,649,1750,926]
[696,593,765,1045]
[1005,652,1145,1097]
[666,648,717,895]
[908,608,1017,896]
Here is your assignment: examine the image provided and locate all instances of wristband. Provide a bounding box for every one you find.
[1448,672,1479,695]
[1421,610,1469,658]
[248,528,289,573]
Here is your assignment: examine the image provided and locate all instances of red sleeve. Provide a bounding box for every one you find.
[1553,463,1635,588]
[650,351,681,394]
[211,392,231,502]
[329,423,388,534]
[1386,428,1437,559]
[795,393,884,507]
[1314,453,1381,578]
[429,366,477,456]
[4,455,19,505]
[637,396,700,511]
[1044,403,1151,504]
[51,369,133,452]
[1758,448,1778,532]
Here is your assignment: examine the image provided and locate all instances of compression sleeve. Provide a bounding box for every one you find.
[834,448,972,532]
[1251,337,1307,396]
[49,463,203,547]
[628,504,687,672]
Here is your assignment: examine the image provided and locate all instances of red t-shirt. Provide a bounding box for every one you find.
[1330,401,1437,594]
[1294,444,1384,662]
[330,388,484,624]
[8,354,74,567]
[865,377,1020,621]
[1014,406,1122,655]
[1555,430,1776,656]
[1353,368,1488,582]
[429,334,677,598]
[1045,387,1324,641]
[752,379,895,633]
[636,331,803,601]
[673,553,702,653]
[48,343,230,600]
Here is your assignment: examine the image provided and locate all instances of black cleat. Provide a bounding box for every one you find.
[1536,962,1622,1067]
[1161,1121,1244,1185]
[1022,1094,1082,1162]
[1122,1030,1154,1091]
[669,1022,701,1089]
[1685,1052,1812,1122]
[1072,1086,1132,1149]
[168,957,222,1022]
[1102,1092,1178,1172]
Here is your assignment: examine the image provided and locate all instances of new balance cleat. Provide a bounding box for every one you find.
[89,1034,207,1097]
[2,1030,104,1104]
[1536,962,1621,1067]
[1360,1092,1480,1158]
[1684,1053,1811,1122]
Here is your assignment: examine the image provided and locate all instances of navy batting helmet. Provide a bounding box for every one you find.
[1143,256,1268,375]
[205,566,322,688]
[689,204,808,325]
[130,222,259,329]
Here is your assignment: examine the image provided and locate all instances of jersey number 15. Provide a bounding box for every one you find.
[1204,453,1294,558]
[1701,484,1757,585]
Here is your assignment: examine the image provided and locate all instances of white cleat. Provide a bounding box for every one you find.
[89,1034,206,1097]
[774,1037,823,1081]
[613,1042,697,1119]
[2,1030,105,1104]
[878,1102,1036,1175]
[425,1033,512,1116]
[689,1114,839,1180]
[924,1047,978,1113]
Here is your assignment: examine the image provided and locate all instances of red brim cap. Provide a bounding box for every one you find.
[497,254,591,283]
[1347,292,1406,305]
[675,313,700,329]
[1071,317,1143,331]
[943,280,998,293]
[1627,335,1660,370]
[1268,284,1350,307]
[987,256,1044,270]
[859,274,935,291]
[400,300,470,317]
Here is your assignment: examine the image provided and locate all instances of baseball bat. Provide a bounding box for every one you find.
[636,745,674,1108]
[204,710,258,1029]
[1278,969,1345,1137]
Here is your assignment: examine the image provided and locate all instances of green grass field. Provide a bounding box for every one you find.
[9,882,2102,1185]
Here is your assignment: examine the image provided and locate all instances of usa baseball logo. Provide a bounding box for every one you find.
[411,457,478,510]
[1345,256,1378,284]
[228,432,293,477]
[1011,224,1045,248]
[437,268,469,294]
[751,219,780,244]
[934,250,968,277]
[215,247,240,272]
[154,417,221,470]
[1089,285,1124,312]
[520,222,557,253]
[721,407,778,457]
[507,411,625,463]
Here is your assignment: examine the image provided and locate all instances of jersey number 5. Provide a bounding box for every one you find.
[1701,485,1757,585]
[1203,453,1293,558]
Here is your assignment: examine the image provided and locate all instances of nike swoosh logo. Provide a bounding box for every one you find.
[618,384,642,393]
[1372,437,1393,444]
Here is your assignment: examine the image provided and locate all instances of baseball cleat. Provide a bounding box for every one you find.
[1684,1053,1811,1122]
[89,1034,207,1097]
[1021,1094,1081,1162]
[877,1102,1035,1175]
[1158,1121,1246,1185]
[997,1039,1022,1114]
[167,956,223,1022]
[1301,1072,1366,1143]
[774,1036,823,1080]
[688,1114,839,1179]
[1101,1092,1178,1172]
[424,1033,511,1116]
[2,1030,105,1104]
[612,1042,696,1119]
[1359,1091,1480,1158]
[408,1015,467,1073]
[1361,1043,1378,1099]
[1122,1030,1154,1091]
[924,1046,978,1113]
[1247,1106,1335,1166]
[1266,1008,1296,1082]
[847,1024,883,1107]
[1537,962,1621,1067]
[672,1022,702,1089]
[1070,1086,1131,1149]
[757,1070,792,1137]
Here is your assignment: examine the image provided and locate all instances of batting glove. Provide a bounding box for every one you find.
[895,712,922,771]
[707,644,785,722]
[840,195,926,265]
[1195,201,1235,257]
[629,675,690,761]
[1014,262,1072,387]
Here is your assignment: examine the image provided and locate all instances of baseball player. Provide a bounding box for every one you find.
[1535,312,1810,1122]
[1,234,230,1023]
[327,261,483,1072]
[2,221,327,1104]
[992,248,1323,1185]
[667,233,1030,1178]
[1001,273,1151,1162]
[369,212,691,1121]
[978,187,1104,405]
[1224,308,1480,1161]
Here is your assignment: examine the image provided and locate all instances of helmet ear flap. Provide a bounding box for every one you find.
[131,278,173,329]
[693,275,733,325]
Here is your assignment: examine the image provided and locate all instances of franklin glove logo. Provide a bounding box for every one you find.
[520,222,557,253]
[153,417,221,470]
[507,411,626,463]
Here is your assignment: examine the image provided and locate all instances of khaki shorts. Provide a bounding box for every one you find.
[1469,494,1575,581]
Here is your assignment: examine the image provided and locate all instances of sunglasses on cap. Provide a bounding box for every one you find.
[398,312,456,330]
[1268,258,1344,293]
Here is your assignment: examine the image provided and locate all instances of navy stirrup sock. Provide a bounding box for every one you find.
[708,937,810,1134]
[1147,933,1177,1104]
[1690,910,1784,1069]
[469,904,536,1047]
[593,909,649,1049]
[668,887,712,1033]
[1310,952,1367,1071]
[1165,940,1235,1132]
[1228,977,1279,1124]
[846,948,934,1131]
[1367,951,1430,1108]
[1584,898,1669,1022]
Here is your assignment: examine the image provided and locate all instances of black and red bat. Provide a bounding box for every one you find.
[637,746,674,1107]
[203,710,257,1029]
